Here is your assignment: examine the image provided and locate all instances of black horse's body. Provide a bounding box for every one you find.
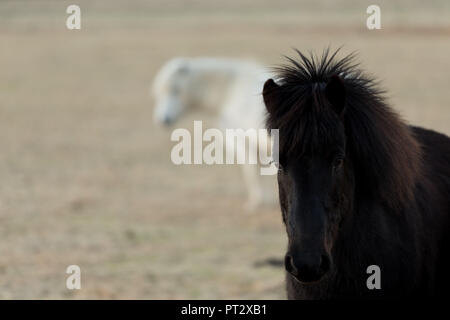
[287,126,450,299]
[262,50,450,299]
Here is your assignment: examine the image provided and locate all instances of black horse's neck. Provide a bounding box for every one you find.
[343,93,422,211]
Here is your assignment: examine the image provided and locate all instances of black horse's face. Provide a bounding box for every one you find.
[263,75,352,284]
[278,135,348,283]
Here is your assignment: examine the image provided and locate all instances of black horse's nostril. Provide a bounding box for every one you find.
[284,254,298,276]
[285,253,331,283]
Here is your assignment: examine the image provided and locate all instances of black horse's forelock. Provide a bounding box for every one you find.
[266,48,422,209]
[267,49,371,157]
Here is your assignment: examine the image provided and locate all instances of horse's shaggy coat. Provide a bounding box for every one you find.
[263,49,450,299]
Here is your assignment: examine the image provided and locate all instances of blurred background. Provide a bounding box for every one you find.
[0,0,449,299]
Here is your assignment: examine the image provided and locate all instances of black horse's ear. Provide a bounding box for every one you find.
[325,75,346,115]
[263,78,281,114]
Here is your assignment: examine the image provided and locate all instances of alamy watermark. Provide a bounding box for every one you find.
[366,265,381,290]
[367,5,381,30]
[66,5,81,30]
[170,121,279,176]
[66,265,81,290]
[64,5,381,31]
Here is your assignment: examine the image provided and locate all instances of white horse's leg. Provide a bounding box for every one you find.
[241,163,264,211]
[224,132,263,211]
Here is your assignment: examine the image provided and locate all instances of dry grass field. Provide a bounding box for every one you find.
[0,0,449,299]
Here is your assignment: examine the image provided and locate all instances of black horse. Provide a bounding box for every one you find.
[262,49,450,299]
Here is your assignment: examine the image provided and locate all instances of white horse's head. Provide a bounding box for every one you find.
[151,58,192,126]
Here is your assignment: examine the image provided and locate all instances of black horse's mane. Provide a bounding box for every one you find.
[266,49,422,209]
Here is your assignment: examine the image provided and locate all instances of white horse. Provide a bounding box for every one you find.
[151,57,275,209]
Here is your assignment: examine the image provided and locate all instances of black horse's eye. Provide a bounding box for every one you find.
[332,157,344,171]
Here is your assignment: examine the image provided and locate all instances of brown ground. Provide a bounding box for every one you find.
[0,0,449,299]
